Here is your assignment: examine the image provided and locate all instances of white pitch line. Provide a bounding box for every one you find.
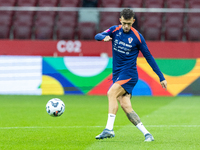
[0,125,200,130]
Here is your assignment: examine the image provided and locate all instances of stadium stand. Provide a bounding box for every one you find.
[0,0,199,41]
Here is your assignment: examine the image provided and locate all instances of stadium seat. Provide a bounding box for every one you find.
[77,22,96,40]
[143,27,161,40]
[57,11,78,26]
[17,0,37,6]
[101,0,122,7]
[143,13,162,28]
[145,0,164,8]
[0,25,10,38]
[165,13,184,28]
[13,22,32,39]
[35,11,55,28]
[165,27,182,41]
[186,13,200,41]
[56,22,76,40]
[123,0,143,8]
[166,0,185,8]
[99,12,120,32]
[38,0,58,7]
[59,0,79,7]
[36,11,56,18]
[35,26,53,39]
[187,13,200,26]
[186,27,200,41]
[0,12,12,27]
[0,0,16,6]
[189,0,200,8]
[35,17,54,28]
[14,11,34,26]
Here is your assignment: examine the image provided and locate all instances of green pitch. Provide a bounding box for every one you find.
[0,95,200,150]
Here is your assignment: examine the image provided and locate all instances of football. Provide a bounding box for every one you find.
[46,98,65,117]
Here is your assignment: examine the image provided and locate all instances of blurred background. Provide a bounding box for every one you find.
[0,0,200,41]
[0,0,200,96]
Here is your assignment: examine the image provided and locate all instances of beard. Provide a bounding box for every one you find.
[123,28,130,33]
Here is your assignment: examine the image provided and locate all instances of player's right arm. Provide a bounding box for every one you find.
[95,27,114,41]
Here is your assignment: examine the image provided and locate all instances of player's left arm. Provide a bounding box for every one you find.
[138,34,167,90]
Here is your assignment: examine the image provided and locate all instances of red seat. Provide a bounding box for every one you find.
[59,0,79,7]
[0,0,16,6]
[78,22,96,40]
[143,27,161,40]
[58,11,78,26]
[166,0,185,8]
[99,12,120,30]
[165,27,182,41]
[101,0,122,7]
[123,0,143,8]
[189,0,200,8]
[36,11,56,18]
[0,25,10,38]
[35,26,53,39]
[35,17,54,28]
[13,22,32,39]
[165,13,184,28]
[56,21,76,40]
[14,11,34,26]
[0,12,12,27]
[145,0,164,8]
[38,0,58,6]
[35,12,55,28]
[187,13,200,26]
[186,13,200,41]
[99,12,120,32]
[17,0,37,6]
[186,27,200,41]
[143,13,162,28]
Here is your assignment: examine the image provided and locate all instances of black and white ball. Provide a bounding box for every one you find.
[46,98,65,117]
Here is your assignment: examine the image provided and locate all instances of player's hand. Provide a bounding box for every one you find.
[103,36,112,42]
[161,80,167,90]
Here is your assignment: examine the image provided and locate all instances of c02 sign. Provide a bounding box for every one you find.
[57,40,81,53]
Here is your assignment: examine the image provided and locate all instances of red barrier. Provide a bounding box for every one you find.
[0,40,199,58]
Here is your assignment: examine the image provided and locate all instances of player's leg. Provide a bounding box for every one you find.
[95,83,126,139]
[117,94,154,142]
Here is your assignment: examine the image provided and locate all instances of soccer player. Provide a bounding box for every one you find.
[94,8,167,142]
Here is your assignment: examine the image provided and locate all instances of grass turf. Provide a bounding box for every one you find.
[0,95,200,150]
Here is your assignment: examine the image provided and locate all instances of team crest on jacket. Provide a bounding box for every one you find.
[128,37,133,43]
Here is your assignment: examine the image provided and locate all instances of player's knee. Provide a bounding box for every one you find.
[120,101,132,112]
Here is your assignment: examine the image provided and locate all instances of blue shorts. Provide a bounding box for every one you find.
[113,73,138,94]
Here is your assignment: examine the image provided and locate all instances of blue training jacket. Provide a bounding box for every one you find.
[95,25,165,82]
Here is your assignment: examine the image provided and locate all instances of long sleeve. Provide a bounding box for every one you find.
[95,33,107,41]
[138,34,165,82]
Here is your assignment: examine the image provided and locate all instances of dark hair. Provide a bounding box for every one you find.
[120,8,135,20]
